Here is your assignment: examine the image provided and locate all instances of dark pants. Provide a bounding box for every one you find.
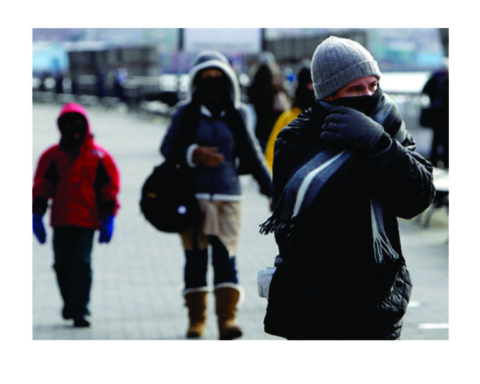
[184,236,238,289]
[53,227,95,318]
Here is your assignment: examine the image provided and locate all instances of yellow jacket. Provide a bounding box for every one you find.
[265,107,302,172]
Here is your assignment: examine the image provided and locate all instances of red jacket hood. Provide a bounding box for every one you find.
[57,103,91,136]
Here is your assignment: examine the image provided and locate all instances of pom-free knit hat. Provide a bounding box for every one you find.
[311,36,381,100]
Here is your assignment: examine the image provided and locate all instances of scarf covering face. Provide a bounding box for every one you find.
[260,88,407,264]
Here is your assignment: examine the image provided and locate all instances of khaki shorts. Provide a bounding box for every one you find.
[180,200,242,256]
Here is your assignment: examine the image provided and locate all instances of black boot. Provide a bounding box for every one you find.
[62,305,72,320]
[73,316,90,328]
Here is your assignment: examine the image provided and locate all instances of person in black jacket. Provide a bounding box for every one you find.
[247,52,291,152]
[161,51,272,340]
[422,60,449,168]
[260,36,435,340]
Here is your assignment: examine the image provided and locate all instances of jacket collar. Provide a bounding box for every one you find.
[200,104,226,118]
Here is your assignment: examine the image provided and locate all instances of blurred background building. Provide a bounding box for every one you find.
[32,28,449,158]
[32,28,448,97]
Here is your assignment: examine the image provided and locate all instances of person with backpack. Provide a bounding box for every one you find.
[160,51,272,340]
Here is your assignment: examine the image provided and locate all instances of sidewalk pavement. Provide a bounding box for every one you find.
[32,103,448,340]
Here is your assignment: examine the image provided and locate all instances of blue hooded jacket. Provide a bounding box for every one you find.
[160,51,272,201]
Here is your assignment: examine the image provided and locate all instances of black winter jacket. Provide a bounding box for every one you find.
[264,97,435,340]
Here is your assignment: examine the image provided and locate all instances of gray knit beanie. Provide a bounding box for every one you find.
[311,36,381,100]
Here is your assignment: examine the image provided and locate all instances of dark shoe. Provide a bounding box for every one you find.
[219,327,243,341]
[62,306,72,320]
[73,316,90,328]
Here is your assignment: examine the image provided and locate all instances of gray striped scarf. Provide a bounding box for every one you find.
[260,93,407,264]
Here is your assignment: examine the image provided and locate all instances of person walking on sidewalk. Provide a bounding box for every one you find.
[160,51,272,340]
[247,52,291,153]
[421,59,449,168]
[260,37,435,340]
[32,102,120,328]
[265,63,314,173]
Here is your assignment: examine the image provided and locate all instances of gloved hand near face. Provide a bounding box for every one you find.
[321,106,387,152]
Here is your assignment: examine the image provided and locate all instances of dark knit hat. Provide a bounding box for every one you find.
[311,36,381,100]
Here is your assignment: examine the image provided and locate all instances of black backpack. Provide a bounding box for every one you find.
[140,161,199,233]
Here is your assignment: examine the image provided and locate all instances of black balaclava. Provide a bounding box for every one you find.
[58,112,88,151]
[326,86,382,117]
[196,72,231,116]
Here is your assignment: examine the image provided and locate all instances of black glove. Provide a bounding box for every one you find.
[321,106,387,152]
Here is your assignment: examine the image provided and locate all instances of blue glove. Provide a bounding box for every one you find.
[99,215,114,243]
[33,213,46,244]
[321,106,387,152]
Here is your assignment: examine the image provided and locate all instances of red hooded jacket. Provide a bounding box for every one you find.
[33,103,120,229]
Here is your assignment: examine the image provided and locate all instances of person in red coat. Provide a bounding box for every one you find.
[33,103,120,327]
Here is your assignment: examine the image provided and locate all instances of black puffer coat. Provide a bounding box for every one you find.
[264,95,435,340]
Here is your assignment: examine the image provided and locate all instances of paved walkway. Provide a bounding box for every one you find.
[32,103,448,340]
